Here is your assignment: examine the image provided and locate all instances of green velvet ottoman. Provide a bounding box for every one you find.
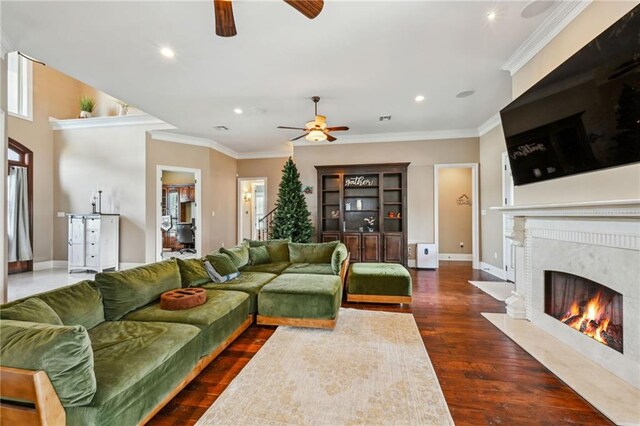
[257,273,342,329]
[347,263,412,304]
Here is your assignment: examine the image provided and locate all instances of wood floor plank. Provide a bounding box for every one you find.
[148,262,612,425]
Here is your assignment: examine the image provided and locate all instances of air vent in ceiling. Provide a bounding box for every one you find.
[213,125,229,131]
[379,116,392,121]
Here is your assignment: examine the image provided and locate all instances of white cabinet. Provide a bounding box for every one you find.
[68,214,119,273]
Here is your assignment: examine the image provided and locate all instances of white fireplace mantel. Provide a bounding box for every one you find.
[491,199,640,218]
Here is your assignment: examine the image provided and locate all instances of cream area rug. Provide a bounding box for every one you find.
[468,280,514,301]
[196,308,453,426]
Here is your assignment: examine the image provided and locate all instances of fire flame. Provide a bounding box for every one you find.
[559,291,611,345]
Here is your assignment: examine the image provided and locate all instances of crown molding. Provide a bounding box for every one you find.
[50,114,172,131]
[1,31,16,59]
[478,113,502,136]
[293,128,479,148]
[148,130,239,159]
[236,151,292,160]
[501,0,592,76]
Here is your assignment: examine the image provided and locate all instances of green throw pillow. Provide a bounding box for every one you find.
[0,319,96,407]
[249,246,271,265]
[247,239,290,262]
[177,258,211,287]
[0,298,63,325]
[95,259,181,321]
[331,243,349,275]
[205,253,239,276]
[289,241,339,264]
[220,241,249,268]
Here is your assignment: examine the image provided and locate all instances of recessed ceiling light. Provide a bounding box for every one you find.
[234,108,243,114]
[160,47,175,58]
[414,95,425,102]
[456,90,475,99]
[487,10,497,21]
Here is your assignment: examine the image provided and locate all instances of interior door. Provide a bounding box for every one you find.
[7,138,33,274]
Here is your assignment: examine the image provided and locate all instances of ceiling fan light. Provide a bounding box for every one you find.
[306,129,327,142]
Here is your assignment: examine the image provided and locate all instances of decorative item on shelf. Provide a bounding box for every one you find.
[79,96,95,119]
[303,185,313,195]
[331,210,340,219]
[356,199,363,210]
[117,101,130,116]
[388,211,395,218]
[396,212,401,218]
[358,226,364,232]
[364,216,375,232]
[344,176,376,187]
[345,202,351,211]
[97,190,103,213]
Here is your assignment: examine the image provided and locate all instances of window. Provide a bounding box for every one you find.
[7,52,33,121]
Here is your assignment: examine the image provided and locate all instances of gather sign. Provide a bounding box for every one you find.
[345,176,376,187]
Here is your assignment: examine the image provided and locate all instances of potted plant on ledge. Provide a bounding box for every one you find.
[79,96,96,118]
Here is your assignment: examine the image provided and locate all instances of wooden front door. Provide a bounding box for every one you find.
[7,138,33,274]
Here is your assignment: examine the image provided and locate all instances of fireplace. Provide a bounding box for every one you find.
[545,271,623,353]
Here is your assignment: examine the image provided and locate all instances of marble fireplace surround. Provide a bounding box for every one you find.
[495,200,640,390]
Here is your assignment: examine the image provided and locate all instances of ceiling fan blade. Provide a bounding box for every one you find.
[290,133,308,141]
[214,0,237,37]
[284,0,324,19]
[278,126,307,130]
[326,134,337,142]
[325,126,349,132]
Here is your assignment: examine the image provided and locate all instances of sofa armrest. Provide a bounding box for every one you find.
[0,366,66,426]
[339,252,350,286]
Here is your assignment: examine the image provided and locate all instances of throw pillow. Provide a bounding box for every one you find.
[0,298,63,325]
[249,246,271,265]
[220,241,250,268]
[204,259,240,283]
[247,239,290,262]
[205,253,239,276]
[177,258,211,287]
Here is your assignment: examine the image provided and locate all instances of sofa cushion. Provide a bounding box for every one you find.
[282,263,335,275]
[203,272,277,313]
[258,274,342,320]
[220,241,250,268]
[248,239,290,262]
[177,258,211,287]
[66,321,200,425]
[289,241,339,264]
[249,246,271,265]
[0,319,96,407]
[123,290,250,356]
[331,243,349,275]
[239,261,291,274]
[29,280,105,329]
[0,298,63,325]
[95,259,181,321]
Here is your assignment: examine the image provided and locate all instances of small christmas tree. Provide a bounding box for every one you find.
[271,157,314,243]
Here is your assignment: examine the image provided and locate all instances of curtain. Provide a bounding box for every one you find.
[7,166,33,262]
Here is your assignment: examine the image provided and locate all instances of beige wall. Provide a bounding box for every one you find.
[479,125,506,269]
[438,168,472,255]
[293,138,479,256]
[145,137,238,263]
[237,157,288,214]
[511,0,640,205]
[52,124,164,264]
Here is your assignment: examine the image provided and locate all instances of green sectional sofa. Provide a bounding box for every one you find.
[0,239,349,426]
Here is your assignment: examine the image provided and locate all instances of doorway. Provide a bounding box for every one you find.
[502,151,515,282]
[156,166,202,261]
[7,138,33,274]
[237,178,267,243]
[433,163,479,269]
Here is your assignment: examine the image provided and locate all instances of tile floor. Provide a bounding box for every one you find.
[8,269,96,301]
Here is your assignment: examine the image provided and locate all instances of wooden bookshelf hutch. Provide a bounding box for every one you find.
[315,163,409,266]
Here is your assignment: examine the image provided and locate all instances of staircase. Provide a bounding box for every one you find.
[257,208,276,241]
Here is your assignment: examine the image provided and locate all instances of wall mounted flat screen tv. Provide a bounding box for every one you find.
[500,6,640,186]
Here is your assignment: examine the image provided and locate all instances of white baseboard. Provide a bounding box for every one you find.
[479,261,506,280]
[408,259,416,268]
[438,253,472,261]
[34,261,143,271]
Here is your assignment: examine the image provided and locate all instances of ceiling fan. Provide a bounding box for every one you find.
[278,96,349,142]
[214,0,324,37]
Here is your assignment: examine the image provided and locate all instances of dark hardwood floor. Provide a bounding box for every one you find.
[149,262,612,425]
